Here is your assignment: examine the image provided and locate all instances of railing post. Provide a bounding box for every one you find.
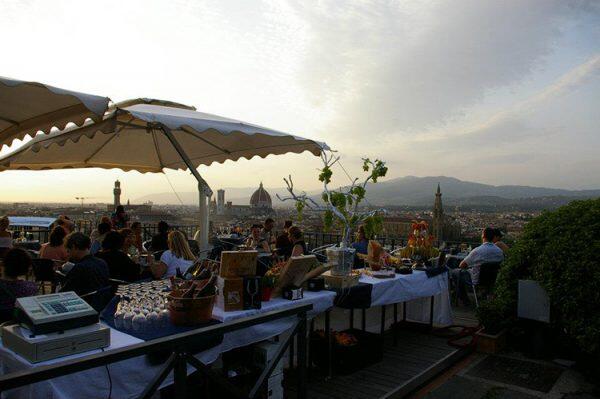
[296,311,307,399]
[173,349,188,399]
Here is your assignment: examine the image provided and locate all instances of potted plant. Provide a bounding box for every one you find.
[278,150,388,276]
[476,299,509,353]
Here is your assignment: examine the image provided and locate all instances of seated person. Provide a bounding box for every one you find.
[0,215,13,258]
[90,222,112,255]
[492,228,509,254]
[351,225,369,255]
[150,221,170,252]
[0,248,38,321]
[40,225,68,262]
[452,227,504,305]
[119,228,138,257]
[90,216,111,242]
[151,231,195,279]
[130,222,145,254]
[288,226,308,257]
[60,233,109,297]
[275,220,293,259]
[261,218,275,245]
[246,224,270,253]
[96,231,141,283]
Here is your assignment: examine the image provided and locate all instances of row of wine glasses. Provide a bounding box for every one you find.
[114,280,171,331]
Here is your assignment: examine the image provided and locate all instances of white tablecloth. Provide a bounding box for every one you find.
[359,270,453,325]
[0,291,336,399]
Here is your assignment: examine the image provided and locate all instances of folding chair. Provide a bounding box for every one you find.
[31,258,57,294]
[464,262,502,307]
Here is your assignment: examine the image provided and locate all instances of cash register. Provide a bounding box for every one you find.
[2,292,110,363]
[14,291,99,335]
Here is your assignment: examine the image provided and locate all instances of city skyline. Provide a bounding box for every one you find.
[1,1,599,203]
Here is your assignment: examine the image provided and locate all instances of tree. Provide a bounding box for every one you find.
[277,150,388,246]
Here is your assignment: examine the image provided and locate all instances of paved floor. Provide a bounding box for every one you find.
[420,353,598,399]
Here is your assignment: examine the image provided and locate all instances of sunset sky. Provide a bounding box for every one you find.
[1,0,599,204]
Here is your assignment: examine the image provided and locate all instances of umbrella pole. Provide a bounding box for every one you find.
[158,124,213,254]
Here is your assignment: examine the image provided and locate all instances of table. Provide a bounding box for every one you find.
[0,290,336,399]
[335,270,452,326]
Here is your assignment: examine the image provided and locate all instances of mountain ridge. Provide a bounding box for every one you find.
[132,176,600,207]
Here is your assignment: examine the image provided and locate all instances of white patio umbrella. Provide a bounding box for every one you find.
[0,77,110,148]
[0,96,328,251]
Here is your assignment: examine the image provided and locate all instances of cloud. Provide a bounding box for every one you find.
[291,0,600,139]
[408,54,600,146]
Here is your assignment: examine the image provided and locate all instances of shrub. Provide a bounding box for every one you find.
[483,198,600,355]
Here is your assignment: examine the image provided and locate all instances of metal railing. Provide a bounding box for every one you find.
[0,303,312,399]
[141,224,199,242]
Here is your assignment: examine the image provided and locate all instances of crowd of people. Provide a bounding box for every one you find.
[0,208,509,321]
[0,212,200,320]
[239,218,308,260]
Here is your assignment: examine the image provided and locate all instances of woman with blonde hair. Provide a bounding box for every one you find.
[0,216,13,258]
[151,230,195,278]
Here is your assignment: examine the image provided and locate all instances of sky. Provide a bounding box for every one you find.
[1,0,599,204]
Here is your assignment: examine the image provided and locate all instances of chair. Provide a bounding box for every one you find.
[152,250,166,261]
[465,262,502,307]
[188,239,200,256]
[80,285,115,312]
[32,258,57,294]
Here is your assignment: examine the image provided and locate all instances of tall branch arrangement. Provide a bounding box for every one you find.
[277,150,388,247]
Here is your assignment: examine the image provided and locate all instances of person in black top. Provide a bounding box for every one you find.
[96,231,141,282]
[275,220,293,259]
[288,226,308,257]
[61,232,109,297]
[150,221,170,252]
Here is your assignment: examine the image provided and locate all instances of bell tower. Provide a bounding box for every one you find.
[113,180,121,208]
[432,183,444,242]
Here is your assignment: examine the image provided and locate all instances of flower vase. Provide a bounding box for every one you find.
[261,287,272,302]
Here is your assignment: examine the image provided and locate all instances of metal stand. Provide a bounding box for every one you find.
[159,123,212,252]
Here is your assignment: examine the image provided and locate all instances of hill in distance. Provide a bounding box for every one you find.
[133,176,600,209]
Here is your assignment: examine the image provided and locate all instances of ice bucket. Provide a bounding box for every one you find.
[326,246,356,276]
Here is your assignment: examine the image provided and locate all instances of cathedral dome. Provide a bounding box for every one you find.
[250,182,272,208]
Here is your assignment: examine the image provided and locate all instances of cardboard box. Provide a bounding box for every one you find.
[253,340,284,376]
[216,277,244,311]
[266,374,283,399]
[323,270,359,289]
[220,251,258,278]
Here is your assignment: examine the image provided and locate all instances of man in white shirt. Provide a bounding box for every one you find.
[452,227,504,305]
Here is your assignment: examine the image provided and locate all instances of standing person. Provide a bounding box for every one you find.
[150,221,170,252]
[151,231,195,278]
[39,226,69,262]
[96,231,141,282]
[275,220,293,259]
[130,222,145,254]
[492,228,509,254]
[288,226,308,257]
[111,205,129,229]
[60,233,109,297]
[90,222,112,255]
[261,218,275,245]
[0,216,13,258]
[246,224,270,253]
[0,248,38,321]
[453,227,504,305]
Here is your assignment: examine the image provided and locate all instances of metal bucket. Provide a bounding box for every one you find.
[326,246,356,276]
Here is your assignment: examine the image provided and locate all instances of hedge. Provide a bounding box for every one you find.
[478,198,600,355]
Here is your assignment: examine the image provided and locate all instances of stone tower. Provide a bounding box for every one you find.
[432,183,444,242]
[217,189,225,215]
[113,180,121,209]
